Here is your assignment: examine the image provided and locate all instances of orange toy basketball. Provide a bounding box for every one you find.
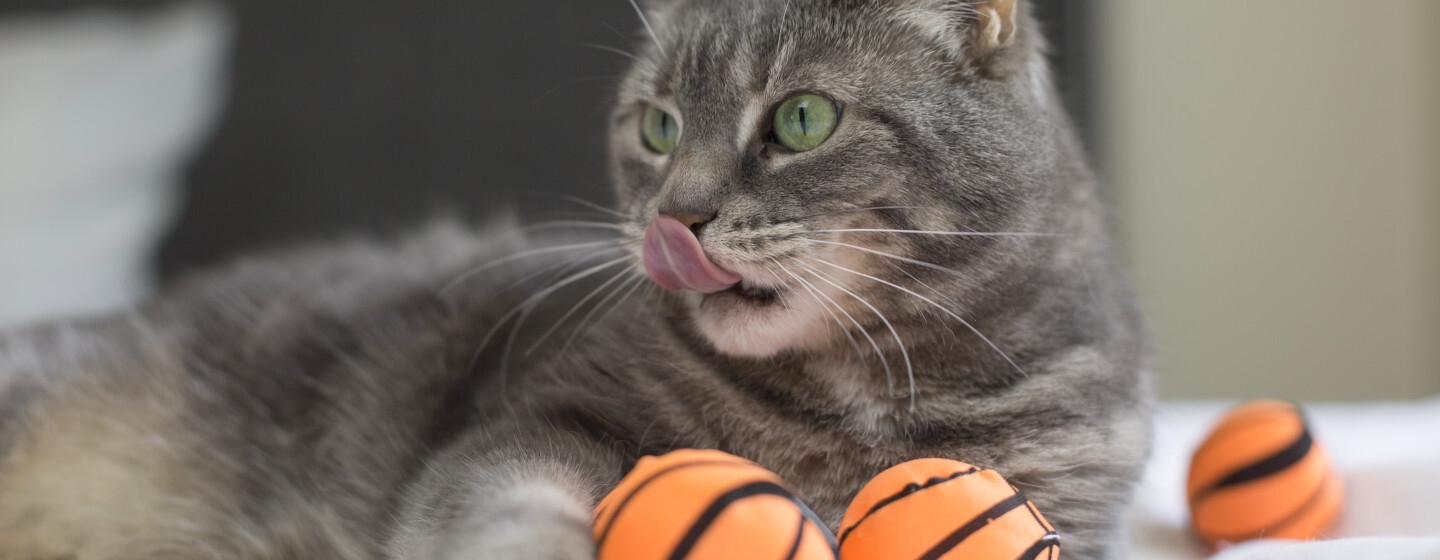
[838,458,1059,560]
[1187,399,1344,548]
[592,449,836,560]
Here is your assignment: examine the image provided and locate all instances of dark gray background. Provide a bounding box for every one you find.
[0,0,1093,279]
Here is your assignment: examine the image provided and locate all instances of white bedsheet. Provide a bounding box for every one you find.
[1126,397,1440,559]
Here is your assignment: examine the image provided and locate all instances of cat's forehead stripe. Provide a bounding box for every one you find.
[733,98,768,153]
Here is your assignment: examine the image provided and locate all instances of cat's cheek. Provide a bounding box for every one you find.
[691,293,832,357]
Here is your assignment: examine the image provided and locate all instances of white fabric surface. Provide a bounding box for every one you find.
[1127,397,1440,559]
[1208,537,1440,560]
[0,1,229,328]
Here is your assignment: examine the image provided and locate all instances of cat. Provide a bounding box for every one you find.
[0,0,1152,558]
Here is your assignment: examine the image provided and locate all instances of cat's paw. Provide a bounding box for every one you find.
[426,479,597,560]
[446,521,594,560]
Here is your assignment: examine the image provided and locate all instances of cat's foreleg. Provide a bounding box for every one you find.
[385,428,622,560]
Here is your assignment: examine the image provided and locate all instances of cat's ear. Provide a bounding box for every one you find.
[969,0,1019,49]
[892,0,1028,70]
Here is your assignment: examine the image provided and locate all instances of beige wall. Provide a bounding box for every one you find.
[1096,1,1440,400]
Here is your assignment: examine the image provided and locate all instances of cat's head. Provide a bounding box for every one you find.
[609,0,1070,358]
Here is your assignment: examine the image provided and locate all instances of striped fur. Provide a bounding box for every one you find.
[0,1,1151,558]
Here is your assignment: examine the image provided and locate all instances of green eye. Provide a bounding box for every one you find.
[641,107,679,154]
[772,94,839,152]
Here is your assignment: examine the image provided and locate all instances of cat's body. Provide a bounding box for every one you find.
[0,1,1152,559]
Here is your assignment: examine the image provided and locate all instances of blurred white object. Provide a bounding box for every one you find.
[0,1,229,328]
[1211,537,1440,560]
[1127,398,1440,559]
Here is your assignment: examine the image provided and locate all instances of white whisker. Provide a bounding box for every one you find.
[578,42,640,62]
[436,239,619,298]
[532,75,620,107]
[557,195,630,219]
[789,205,928,222]
[559,271,649,354]
[521,221,626,233]
[800,263,913,408]
[814,258,1028,379]
[499,245,626,295]
[899,267,962,326]
[599,19,635,46]
[527,264,640,355]
[758,262,799,312]
[803,228,1058,238]
[796,238,978,286]
[496,256,634,386]
[472,255,632,365]
[774,0,792,57]
[772,260,867,369]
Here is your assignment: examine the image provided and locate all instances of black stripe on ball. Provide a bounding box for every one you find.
[836,467,981,545]
[594,460,757,550]
[666,481,795,560]
[1213,428,1312,489]
[1191,427,1313,503]
[1209,470,1335,543]
[918,493,1030,560]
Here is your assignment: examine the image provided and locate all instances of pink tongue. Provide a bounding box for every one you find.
[643,216,742,293]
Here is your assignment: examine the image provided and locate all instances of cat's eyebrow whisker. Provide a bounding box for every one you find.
[777,0,792,36]
[800,263,913,408]
[801,228,1060,238]
[526,263,641,355]
[793,238,977,285]
[436,240,623,299]
[772,260,868,369]
[813,258,1029,380]
[627,0,666,56]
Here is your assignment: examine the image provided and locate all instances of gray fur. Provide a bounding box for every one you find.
[0,1,1151,558]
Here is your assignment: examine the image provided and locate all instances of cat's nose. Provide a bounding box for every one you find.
[669,212,712,233]
[661,211,715,236]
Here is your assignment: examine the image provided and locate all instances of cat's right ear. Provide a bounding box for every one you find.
[969,0,1020,50]
[891,0,1030,73]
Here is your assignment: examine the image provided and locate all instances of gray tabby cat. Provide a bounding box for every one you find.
[0,0,1151,558]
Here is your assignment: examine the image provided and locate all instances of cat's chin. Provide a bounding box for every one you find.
[691,286,832,358]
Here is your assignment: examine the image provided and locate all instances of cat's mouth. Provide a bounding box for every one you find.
[642,216,743,293]
[643,216,787,306]
[693,271,823,357]
[711,281,782,306]
[644,215,821,356]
